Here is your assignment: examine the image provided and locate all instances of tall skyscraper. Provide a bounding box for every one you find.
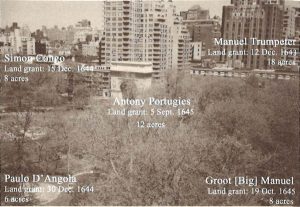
[282,6,296,38]
[102,0,191,79]
[222,0,285,69]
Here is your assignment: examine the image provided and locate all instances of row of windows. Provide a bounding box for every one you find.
[104,45,187,51]
[106,23,157,27]
[106,28,123,31]
[106,18,124,21]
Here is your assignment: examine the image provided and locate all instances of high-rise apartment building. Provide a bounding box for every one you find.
[102,0,191,80]
[221,0,285,69]
[295,7,300,35]
[292,6,300,71]
[282,6,296,38]
[281,5,299,70]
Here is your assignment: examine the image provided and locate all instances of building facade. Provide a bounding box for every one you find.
[82,41,100,57]
[181,6,221,61]
[183,18,221,60]
[0,23,36,56]
[221,0,285,69]
[21,36,36,55]
[191,42,202,61]
[295,7,300,35]
[283,6,296,38]
[102,0,191,80]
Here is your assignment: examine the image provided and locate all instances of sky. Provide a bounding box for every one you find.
[0,0,231,31]
[1,1,104,30]
[0,0,299,31]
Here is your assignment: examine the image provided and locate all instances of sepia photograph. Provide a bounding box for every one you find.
[0,0,299,206]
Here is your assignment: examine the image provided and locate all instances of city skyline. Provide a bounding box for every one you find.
[2,0,299,32]
[0,0,233,31]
